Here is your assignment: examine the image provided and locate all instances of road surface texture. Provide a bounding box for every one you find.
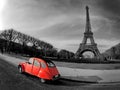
[0,54,120,90]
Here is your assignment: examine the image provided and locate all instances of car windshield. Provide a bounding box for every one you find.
[46,60,55,67]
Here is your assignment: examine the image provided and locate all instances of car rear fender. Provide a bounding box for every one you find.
[37,70,52,80]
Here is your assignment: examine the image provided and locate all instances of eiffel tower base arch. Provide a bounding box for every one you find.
[75,43,104,61]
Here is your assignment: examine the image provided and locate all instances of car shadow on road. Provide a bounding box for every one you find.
[21,73,97,86]
[48,78,97,86]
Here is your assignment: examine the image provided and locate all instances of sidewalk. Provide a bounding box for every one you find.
[1,54,120,83]
[57,67,120,83]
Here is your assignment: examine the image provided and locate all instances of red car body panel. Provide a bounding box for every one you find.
[32,65,40,76]
[18,57,60,80]
[25,63,33,74]
[49,68,59,76]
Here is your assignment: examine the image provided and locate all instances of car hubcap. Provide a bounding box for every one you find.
[19,67,22,73]
[41,79,46,83]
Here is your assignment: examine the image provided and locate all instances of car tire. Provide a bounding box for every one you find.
[40,78,46,83]
[18,66,23,74]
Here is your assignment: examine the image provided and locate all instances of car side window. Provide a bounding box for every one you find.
[41,62,46,68]
[28,58,33,64]
[34,60,40,67]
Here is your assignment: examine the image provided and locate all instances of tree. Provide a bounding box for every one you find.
[58,49,75,59]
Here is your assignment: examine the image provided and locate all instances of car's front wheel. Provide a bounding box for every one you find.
[18,66,23,74]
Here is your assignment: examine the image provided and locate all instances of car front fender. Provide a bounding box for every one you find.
[18,63,26,72]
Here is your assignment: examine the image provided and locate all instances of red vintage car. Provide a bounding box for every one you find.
[18,57,60,83]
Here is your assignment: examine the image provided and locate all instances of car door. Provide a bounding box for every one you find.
[32,59,40,76]
[25,58,34,74]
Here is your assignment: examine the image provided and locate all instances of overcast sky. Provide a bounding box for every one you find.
[0,0,120,53]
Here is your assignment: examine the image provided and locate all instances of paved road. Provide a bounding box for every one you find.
[2,54,120,83]
[0,57,91,90]
[0,55,120,90]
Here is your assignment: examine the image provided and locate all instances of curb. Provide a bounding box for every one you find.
[60,76,101,83]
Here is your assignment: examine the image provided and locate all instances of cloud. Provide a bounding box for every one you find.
[40,36,82,52]
[92,17,120,40]
[1,0,120,53]
[98,0,120,16]
[38,15,85,40]
[91,0,120,39]
[96,39,119,52]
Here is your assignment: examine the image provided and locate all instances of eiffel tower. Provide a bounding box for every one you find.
[75,6,101,59]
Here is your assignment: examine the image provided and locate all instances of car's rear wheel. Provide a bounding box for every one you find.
[40,78,46,83]
[18,66,23,74]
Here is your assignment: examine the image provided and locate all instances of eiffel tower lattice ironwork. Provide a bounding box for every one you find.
[75,6,101,59]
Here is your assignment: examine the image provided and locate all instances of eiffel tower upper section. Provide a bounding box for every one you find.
[82,6,95,45]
